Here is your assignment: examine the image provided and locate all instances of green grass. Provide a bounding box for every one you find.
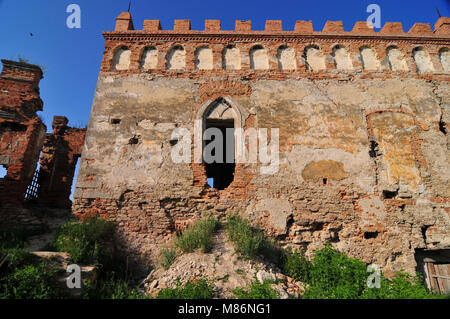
[82,273,147,299]
[49,217,115,265]
[175,217,218,253]
[225,214,276,260]
[233,279,279,299]
[156,278,214,299]
[160,247,177,270]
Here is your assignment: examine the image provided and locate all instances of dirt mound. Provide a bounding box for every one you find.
[142,230,305,298]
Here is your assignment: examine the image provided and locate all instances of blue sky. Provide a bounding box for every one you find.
[0,0,449,193]
[0,0,448,130]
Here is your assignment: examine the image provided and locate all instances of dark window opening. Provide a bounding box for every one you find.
[111,118,121,124]
[364,231,378,239]
[323,178,327,185]
[0,165,7,178]
[204,119,235,190]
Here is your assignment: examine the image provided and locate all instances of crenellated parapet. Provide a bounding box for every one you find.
[100,13,450,78]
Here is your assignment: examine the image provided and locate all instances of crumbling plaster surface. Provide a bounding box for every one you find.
[74,73,449,277]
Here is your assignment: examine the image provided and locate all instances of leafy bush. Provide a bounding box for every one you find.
[225,215,274,260]
[233,279,279,299]
[160,247,177,270]
[301,243,367,299]
[0,262,62,299]
[279,248,312,284]
[360,272,444,299]
[157,278,214,299]
[297,243,443,299]
[50,217,115,265]
[175,217,218,253]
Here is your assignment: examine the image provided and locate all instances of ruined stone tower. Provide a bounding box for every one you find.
[73,12,450,286]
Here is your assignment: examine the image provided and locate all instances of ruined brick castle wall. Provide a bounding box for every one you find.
[38,116,86,208]
[73,13,450,276]
[0,60,86,228]
[0,60,46,208]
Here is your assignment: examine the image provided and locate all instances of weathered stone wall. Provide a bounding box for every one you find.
[73,14,450,276]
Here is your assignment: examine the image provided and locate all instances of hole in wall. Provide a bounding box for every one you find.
[0,165,7,178]
[111,119,121,124]
[169,138,178,146]
[364,231,378,239]
[369,140,379,158]
[421,225,430,244]
[330,231,340,242]
[439,120,447,135]
[311,222,324,231]
[128,136,139,145]
[382,190,398,199]
[322,178,328,185]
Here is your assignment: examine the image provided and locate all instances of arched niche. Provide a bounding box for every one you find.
[140,46,158,70]
[167,45,186,70]
[360,46,380,71]
[277,45,296,70]
[413,47,434,73]
[112,46,131,70]
[250,45,269,70]
[195,47,213,70]
[304,45,326,71]
[332,45,353,70]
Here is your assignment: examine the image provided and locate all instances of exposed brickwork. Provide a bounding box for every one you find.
[0,60,86,230]
[0,60,46,208]
[38,116,86,208]
[74,13,450,277]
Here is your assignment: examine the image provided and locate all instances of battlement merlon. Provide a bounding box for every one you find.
[106,13,450,40]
